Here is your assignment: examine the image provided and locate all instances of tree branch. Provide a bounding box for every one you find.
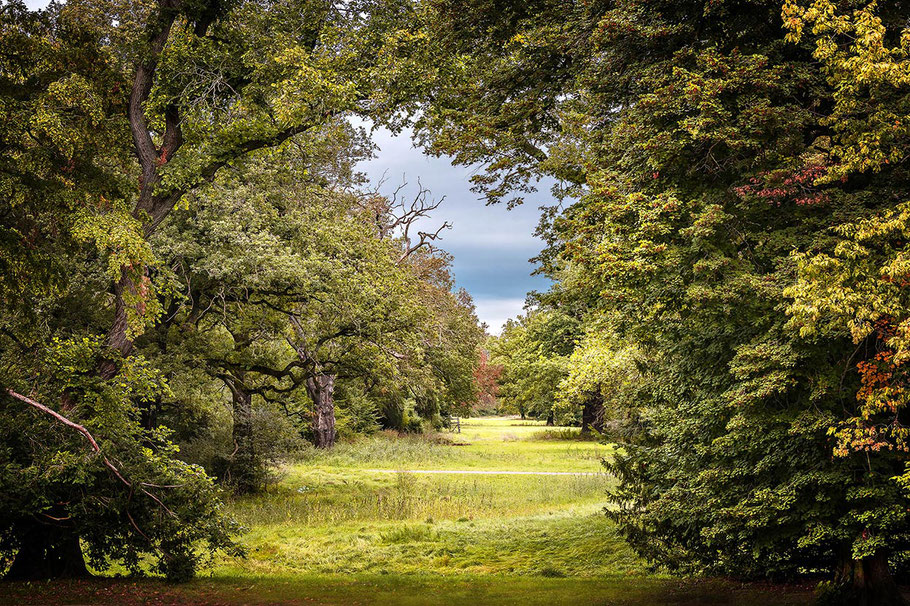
[5,389,174,517]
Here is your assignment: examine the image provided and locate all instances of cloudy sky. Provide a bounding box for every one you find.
[354,127,549,333]
[19,0,551,332]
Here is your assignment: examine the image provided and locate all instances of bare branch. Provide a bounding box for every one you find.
[356,176,452,262]
[6,388,100,452]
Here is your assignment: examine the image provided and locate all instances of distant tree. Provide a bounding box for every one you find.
[472,346,502,415]
[555,331,641,436]
[489,309,578,423]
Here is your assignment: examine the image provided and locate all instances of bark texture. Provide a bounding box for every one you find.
[581,395,605,435]
[828,552,907,606]
[306,374,336,449]
[226,374,258,494]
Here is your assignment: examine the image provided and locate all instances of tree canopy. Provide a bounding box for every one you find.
[0,0,483,581]
[415,0,910,602]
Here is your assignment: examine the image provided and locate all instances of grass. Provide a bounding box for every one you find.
[0,416,815,605]
[0,575,815,606]
[291,418,611,472]
[224,511,632,577]
[237,469,613,526]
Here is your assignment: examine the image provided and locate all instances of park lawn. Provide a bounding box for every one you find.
[231,471,614,527]
[0,417,815,605]
[291,417,611,472]
[217,418,622,578]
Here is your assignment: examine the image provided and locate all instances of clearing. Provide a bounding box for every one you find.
[1,417,814,605]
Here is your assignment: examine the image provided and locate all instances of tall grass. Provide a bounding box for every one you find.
[287,427,610,473]
[219,417,622,581]
[295,432,458,468]
[230,470,613,527]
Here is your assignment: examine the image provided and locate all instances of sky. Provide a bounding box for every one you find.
[354,127,550,334]
[19,0,551,333]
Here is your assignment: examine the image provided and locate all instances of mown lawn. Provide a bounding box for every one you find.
[0,417,815,605]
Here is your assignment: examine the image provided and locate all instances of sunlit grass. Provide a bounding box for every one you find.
[1,416,814,605]
[217,511,637,577]
[230,470,613,527]
[215,417,619,578]
[290,416,612,472]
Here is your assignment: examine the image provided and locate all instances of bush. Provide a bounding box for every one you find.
[335,386,381,438]
[177,397,308,490]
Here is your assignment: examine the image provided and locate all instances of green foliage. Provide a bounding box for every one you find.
[555,332,640,432]
[0,1,133,305]
[0,338,241,582]
[783,0,910,179]
[0,0,468,582]
[488,309,578,420]
[417,0,910,591]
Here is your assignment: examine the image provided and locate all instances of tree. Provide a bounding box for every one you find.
[488,309,577,423]
[68,0,418,371]
[416,0,910,602]
[472,345,502,415]
[143,122,374,489]
[782,4,910,599]
[0,0,424,579]
[0,2,240,580]
[270,177,483,447]
[555,331,640,436]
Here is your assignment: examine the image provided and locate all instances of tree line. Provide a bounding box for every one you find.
[0,0,481,582]
[435,0,910,604]
[3,0,910,604]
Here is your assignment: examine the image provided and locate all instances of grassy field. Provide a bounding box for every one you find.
[290,417,612,472]
[0,417,815,605]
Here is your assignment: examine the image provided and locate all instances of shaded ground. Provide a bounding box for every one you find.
[0,575,814,606]
[364,469,604,475]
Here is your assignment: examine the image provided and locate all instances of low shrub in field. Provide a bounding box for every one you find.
[379,524,439,544]
[537,428,598,442]
[177,400,310,490]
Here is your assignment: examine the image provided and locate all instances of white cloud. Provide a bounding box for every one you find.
[473,297,528,335]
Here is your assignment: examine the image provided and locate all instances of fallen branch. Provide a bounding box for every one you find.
[6,388,101,451]
[5,388,174,517]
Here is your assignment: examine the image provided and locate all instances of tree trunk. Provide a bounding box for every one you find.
[5,523,89,580]
[581,400,593,434]
[591,394,605,433]
[828,551,907,606]
[581,395,605,435]
[306,374,336,449]
[546,410,555,426]
[226,374,258,494]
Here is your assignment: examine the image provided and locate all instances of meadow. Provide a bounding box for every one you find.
[2,418,815,605]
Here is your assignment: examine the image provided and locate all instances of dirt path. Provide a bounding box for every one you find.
[364,469,605,476]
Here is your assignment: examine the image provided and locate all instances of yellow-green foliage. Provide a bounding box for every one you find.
[783,0,910,177]
[555,331,640,421]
